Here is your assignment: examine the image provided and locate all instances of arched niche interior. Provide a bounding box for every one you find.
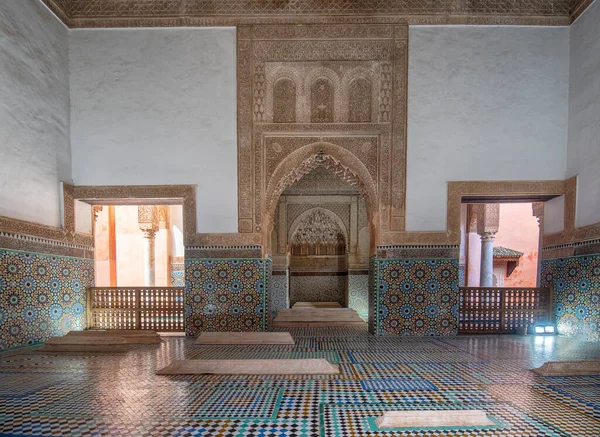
[311,78,334,123]
[273,77,296,123]
[270,164,370,309]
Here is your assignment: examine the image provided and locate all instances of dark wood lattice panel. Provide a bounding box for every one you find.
[459,287,553,333]
[88,287,185,332]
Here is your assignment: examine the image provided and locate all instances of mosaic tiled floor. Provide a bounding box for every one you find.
[0,330,599,436]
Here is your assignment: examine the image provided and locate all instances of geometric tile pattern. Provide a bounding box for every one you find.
[360,378,438,391]
[32,386,284,421]
[368,256,377,334]
[0,249,94,351]
[321,402,565,436]
[0,372,67,398]
[185,258,269,335]
[374,258,459,336]
[289,276,346,307]
[488,383,600,437]
[268,274,289,316]
[348,274,369,322]
[541,253,600,342]
[0,331,598,437]
[170,263,185,287]
[536,384,600,419]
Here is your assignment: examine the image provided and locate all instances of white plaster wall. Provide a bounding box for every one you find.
[407,26,569,231]
[74,200,92,234]
[544,195,565,234]
[69,28,238,233]
[467,232,482,286]
[0,0,69,227]
[568,0,600,228]
[169,205,185,257]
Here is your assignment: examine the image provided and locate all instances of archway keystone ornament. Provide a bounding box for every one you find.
[237,23,409,252]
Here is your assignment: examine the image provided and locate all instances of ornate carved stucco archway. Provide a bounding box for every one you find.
[236,23,409,252]
[266,143,376,222]
[264,143,378,255]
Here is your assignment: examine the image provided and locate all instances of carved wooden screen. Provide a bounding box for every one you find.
[459,287,553,333]
[87,287,185,331]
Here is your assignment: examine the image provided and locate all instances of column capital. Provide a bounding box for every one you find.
[480,231,496,243]
[142,228,157,239]
[138,206,159,233]
[475,203,500,236]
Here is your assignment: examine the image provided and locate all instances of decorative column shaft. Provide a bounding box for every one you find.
[142,229,156,286]
[532,203,545,287]
[479,232,495,287]
[475,204,500,288]
[138,206,159,287]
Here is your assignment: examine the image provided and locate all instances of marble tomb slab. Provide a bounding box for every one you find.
[195,332,295,345]
[376,410,496,428]
[532,360,600,376]
[156,359,339,375]
[43,335,128,352]
[67,330,161,344]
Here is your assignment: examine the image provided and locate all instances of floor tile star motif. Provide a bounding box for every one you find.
[0,330,598,437]
[360,378,438,391]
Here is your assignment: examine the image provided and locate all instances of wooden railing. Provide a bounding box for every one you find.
[86,287,185,332]
[459,287,553,334]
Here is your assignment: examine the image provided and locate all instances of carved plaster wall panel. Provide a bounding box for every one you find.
[264,62,380,124]
[264,136,379,184]
[41,0,591,28]
[238,23,409,252]
[290,208,347,255]
[287,204,351,241]
[283,166,360,195]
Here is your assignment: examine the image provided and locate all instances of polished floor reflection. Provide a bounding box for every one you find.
[0,329,599,436]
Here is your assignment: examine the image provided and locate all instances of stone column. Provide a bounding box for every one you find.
[475,204,500,287]
[142,229,156,286]
[532,202,545,287]
[138,206,159,287]
[479,232,496,287]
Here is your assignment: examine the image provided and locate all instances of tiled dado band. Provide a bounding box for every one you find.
[541,249,600,343]
[0,248,94,350]
[369,246,459,336]
[185,257,271,335]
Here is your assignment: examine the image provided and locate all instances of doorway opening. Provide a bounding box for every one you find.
[93,205,184,287]
[458,201,553,334]
[460,202,542,288]
[269,165,370,321]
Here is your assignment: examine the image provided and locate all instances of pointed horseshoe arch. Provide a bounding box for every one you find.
[264,142,378,252]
